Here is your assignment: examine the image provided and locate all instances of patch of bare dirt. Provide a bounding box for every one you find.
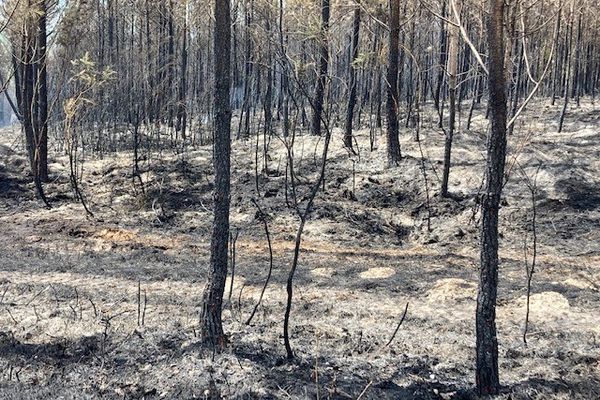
[427,278,477,303]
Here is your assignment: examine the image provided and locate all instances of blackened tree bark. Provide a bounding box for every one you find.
[200,0,231,350]
[36,0,49,182]
[167,0,175,128]
[434,0,448,128]
[386,0,401,165]
[441,0,459,197]
[476,0,506,395]
[550,7,562,105]
[311,0,330,136]
[508,35,523,137]
[263,14,274,141]
[237,1,253,139]
[571,9,583,103]
[176,11,188,138]
[559,2,574,133]
[21,31,36,174]
[344,4,360,152]
[14,0,49,203]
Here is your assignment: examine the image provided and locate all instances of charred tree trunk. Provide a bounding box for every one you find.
[551,8,562,105]
[167,0,175,128]
[36,0,49,182]
[476,0,507,395]
[264,16,274,142]
[200,0,231,350]
[386,0,402,166]
[21,32,36,173]
[14,0,49,203]
[559,4,575,133]
[176,12,188,138]
[571,9,583,105]
[344,5,360,152]
[441,0,459,197]
[311,0,330,136]
[508,27,524,137]
[434,0,448,128]
[237,2,253,139]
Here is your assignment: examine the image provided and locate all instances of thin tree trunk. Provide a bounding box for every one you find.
[571,9,582,106]
[344,5,360,152]
[176,10,188,138]
[476,0,506,395]
[311,0,330,136]
[20,12,36,174]
[167,0,175,128]
[386,0,401,166]
[435,0,448,128]
[551,8,562,105]
[36,0,49,182]
[508,37,524,136]
[441,0,459,197]
[200,0,231,350]
[559,3,574,133]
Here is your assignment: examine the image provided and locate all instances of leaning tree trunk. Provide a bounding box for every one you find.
[386,0,401,166]
[476,0,507,395]
[200,0,231,350]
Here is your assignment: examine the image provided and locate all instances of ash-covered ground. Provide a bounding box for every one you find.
[0,101,598,399]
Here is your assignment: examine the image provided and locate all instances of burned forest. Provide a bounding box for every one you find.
[0,0,599,399]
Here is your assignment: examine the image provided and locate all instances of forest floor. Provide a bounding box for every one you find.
[0,100,599,399]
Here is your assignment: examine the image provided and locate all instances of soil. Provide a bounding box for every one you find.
[0,100,598,399]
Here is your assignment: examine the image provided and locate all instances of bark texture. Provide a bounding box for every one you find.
[476,0,507,395]
[312,0,330,136]
[386,0,401,166]
[200,0,231,350]
[344,5,360,151]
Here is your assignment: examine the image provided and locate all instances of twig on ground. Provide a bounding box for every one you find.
[356,380,373,400]
[137,280,141,326]
[385,302,409,347]
[5,308,18,325]
[0,285,8,305]
[25,285,47,306]
[142,289,147,326]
